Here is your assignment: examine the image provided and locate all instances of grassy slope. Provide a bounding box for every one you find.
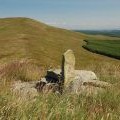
[0,17,119,69]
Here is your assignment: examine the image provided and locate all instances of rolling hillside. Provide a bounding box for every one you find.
[0,17,119,70]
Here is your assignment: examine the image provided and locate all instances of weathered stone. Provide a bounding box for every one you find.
[40,77,48,83]
[74,70,98,82]
[66,71,111,94]
[35,80,47,92]
[46,69,61,83]
[11,49,112,97]
[62,49,75,85]
[11,81,38,99]
[82,80,111,88]
[47,69,61,76]
[42,83,61,94]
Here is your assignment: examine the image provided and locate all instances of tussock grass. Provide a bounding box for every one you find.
[0,59,45,83]
[0,86,120,120]
[0,61,120,120]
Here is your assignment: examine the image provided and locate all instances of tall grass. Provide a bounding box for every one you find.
[0,59,45,83]
[0,87,120,120]
[0,61,120,120]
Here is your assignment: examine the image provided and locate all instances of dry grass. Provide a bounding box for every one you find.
[0,59,45,90]
[0,60,120,120]
[0,86,120,120]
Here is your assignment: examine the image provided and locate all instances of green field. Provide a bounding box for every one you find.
[83,40,120,59]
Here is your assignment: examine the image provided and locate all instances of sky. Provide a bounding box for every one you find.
[0,0,120,30]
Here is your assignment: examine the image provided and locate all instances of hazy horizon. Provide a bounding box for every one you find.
[0,0,120,30]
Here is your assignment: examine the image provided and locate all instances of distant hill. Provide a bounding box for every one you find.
[0,17,119,69]
[75,30,120,38]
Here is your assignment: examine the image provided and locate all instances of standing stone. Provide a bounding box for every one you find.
[62,50,75,85]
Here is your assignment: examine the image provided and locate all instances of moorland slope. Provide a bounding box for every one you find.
[0,17,119,69]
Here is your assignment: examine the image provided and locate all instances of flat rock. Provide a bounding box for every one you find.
[11,81,38,99]
[66,74,111,95]
[74,70,98,82]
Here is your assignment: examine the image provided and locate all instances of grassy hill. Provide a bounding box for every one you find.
[0,17,85,67]
[0,17,119,69]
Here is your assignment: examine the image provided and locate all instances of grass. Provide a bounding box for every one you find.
[0,85,120,120]
[0,17,120,120]
[83,39,120,59]
[0,60,45,83]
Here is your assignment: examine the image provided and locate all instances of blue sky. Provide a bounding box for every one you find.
[0,0,120,30]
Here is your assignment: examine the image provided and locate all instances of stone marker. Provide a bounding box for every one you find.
[62,49,75,85]
[11,49,112,97]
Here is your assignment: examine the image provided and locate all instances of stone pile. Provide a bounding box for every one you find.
[36,49,111,94]
[11,49,111,98]
[35,69,63,94]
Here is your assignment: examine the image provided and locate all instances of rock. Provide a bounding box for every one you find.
[67,81,104,95]
[47,69,61,76]
[36,72,63,94]
[45,69,63,94]
[11,81,38,99]
[40,77,48,83]
[46,69,61,83]
[34,68,63,94]
[11,49,112,97]
[82,80,111,88]
[35,80,47,92]
[74,70,98,82]
[61,50,111,95]
[42,83,61,94]
[36,80,62,94]
[62,49,75,85]
[67,72,111,94]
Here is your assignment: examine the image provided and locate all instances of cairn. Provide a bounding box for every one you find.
[36,49,111,94]
[11,49,111,99]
